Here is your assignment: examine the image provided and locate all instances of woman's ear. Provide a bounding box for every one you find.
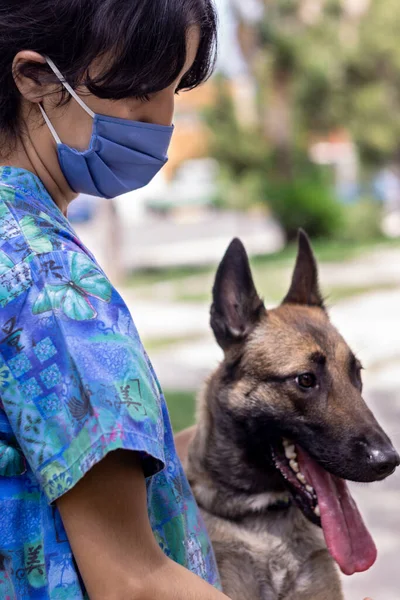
[12,51,48,104]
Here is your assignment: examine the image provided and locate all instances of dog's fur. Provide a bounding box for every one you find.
[178,232,399,600]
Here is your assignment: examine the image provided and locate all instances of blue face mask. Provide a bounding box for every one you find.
[39,57,174,199]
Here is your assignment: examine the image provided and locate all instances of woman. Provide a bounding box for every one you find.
[0,1,230,598]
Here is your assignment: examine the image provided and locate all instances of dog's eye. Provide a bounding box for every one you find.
[296,373,317,389]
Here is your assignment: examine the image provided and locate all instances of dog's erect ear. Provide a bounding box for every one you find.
[211,238,266,350]
[283,229,325,308]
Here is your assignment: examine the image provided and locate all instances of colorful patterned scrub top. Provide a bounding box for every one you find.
[0,166,221,599]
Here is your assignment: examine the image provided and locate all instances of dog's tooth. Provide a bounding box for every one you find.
[284,445,297,460]
[306,484,314,493]
[289,459,299,473]
[296,472,306,484]
[314,505,321,517]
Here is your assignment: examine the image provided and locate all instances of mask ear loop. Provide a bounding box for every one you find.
[38,104,62,144]
[38,55,95,144]
[45,56,95,119]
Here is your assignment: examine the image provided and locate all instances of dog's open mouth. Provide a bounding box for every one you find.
[272,439,377,576]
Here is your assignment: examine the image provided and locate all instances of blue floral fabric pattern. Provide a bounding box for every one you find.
[0,167,221,599]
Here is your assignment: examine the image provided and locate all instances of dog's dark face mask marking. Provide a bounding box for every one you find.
[208,230,400,575]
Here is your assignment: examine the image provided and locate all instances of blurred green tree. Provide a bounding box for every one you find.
[206,0,400,238]
[236,0,400,168]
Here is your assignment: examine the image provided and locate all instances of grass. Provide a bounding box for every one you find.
[164,265,400,307]
[128,237,400,306]
[325,282,399,303]
[128,237,400,289]
[164,389,196,433]
[143,333,205,353]
[127,264,211,288]
[251,236,400,266]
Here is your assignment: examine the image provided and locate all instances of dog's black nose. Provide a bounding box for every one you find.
[367,446,400,479]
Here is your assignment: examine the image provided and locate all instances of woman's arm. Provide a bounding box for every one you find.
[57,450,230,600]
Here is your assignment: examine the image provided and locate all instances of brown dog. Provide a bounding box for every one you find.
[177,231,399,600]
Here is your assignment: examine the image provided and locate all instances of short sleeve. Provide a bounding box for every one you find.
[0,251,165,503]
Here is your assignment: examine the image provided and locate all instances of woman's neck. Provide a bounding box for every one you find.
[0,117,77,216]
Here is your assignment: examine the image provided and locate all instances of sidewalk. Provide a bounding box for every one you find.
[75,208,284,270]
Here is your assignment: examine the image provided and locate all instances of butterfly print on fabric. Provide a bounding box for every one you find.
[20,215,53,254]
[33,252,112,321]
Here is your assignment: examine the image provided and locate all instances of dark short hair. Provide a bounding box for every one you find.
[0,0,218,146]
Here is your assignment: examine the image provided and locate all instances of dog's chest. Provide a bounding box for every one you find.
[241,525,314,591]
[204,510,330,599]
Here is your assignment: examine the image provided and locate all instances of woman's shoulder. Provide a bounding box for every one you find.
[0,175,82,258]
[0,175,118,321]
[0,172,105,312]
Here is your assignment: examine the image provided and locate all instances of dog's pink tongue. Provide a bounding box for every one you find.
[297,447,377,575]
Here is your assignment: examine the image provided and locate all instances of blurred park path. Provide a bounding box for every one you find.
[74,204,284,273]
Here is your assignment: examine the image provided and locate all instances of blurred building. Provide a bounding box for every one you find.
[164,85,216,180]
[165,76,257,180]
[309,129,359,202]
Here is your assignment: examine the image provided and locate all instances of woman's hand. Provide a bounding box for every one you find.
[57,450,230,600]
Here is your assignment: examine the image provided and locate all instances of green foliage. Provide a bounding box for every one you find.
[164,390,196,432]
[206,80,343,238]
[265,175,343,240]
[254,0,400,165]
[204,79,270,176]
[206,0,400,228]
[339,198,384,242]
[212,167,266,211]
[343,0,400,165]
